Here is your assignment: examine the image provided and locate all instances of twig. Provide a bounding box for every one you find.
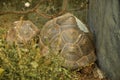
[0,0,46,16]
[0,0,66,19]
[62,0,68,12]
[35,10,53,19]
[0,10,34,15]
[0,0,44,14]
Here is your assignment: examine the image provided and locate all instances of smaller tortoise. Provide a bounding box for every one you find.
[6,20,39,44]
[40,13,96,70]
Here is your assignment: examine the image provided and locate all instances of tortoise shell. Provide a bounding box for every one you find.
[6,20,39,44]
[40,13,96,69]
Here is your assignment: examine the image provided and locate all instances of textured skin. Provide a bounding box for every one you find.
[40,13,96,69]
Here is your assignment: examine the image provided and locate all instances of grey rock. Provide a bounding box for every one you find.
[88,0,120,80]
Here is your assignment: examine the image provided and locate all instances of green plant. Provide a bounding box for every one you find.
[0,29,75,80]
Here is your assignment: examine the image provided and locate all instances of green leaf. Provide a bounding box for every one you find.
[0,68,4,77]
[30,61,38,68]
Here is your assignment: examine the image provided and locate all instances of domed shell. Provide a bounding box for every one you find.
[6,20,39,44]
[40,13,96,69]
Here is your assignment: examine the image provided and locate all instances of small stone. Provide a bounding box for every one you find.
[25,2,30,7]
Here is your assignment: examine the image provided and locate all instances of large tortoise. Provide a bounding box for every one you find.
[40,13,96,69]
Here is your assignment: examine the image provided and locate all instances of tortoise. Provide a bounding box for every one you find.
[6,20,39,44]
[40,13,96,70]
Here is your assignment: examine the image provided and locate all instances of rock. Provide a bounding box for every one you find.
[88,0,120,80]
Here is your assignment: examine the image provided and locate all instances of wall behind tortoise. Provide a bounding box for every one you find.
[88,0,120,80]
